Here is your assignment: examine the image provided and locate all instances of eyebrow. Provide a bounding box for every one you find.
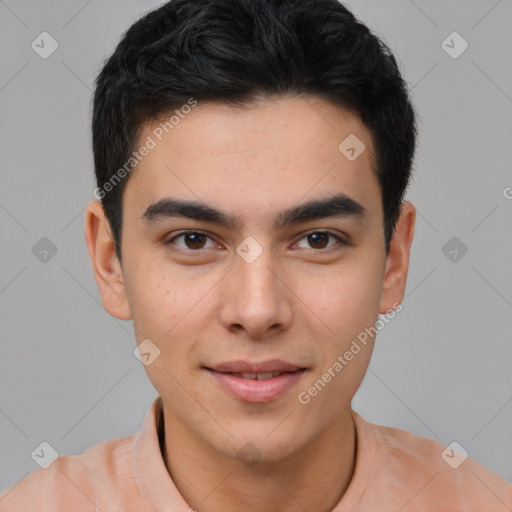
[141,193,367,231]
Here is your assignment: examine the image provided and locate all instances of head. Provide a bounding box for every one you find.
[86,0,416,464]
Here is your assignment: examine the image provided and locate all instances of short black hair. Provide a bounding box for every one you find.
[92,0,416,263]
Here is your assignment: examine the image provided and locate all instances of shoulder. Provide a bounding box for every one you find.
[0,434,137,512]
[0,453,96,512]
[354,413,512,511]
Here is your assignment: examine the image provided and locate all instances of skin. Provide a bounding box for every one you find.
[85,94,415,512]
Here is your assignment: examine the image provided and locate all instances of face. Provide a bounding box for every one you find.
[86,95,414,463]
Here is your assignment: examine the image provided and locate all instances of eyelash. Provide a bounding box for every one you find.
[165,230,346,254]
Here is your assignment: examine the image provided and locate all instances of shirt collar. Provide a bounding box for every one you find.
[132,396,192,511]
[132,396,370,511]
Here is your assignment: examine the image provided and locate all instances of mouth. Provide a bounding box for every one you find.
[203,360,307,403]
[213,370,300,381]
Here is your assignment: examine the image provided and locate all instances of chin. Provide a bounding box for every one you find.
[217,425,306,466]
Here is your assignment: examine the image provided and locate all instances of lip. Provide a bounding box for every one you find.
[206,359,304,374]
[204,360,307,403]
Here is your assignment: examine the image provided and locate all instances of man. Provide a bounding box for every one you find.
[1,0,510,510]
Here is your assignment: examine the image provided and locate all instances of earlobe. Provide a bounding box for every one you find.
[84,200,132,320]
[379,201,416,314]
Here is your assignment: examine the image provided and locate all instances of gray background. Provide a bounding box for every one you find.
[1,0,511,493]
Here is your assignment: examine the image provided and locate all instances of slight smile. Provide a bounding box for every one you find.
[203,359,308,403]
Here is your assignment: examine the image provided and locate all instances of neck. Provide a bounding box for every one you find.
[161,408,357,512]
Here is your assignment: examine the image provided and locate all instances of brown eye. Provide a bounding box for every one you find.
[295,231,343,250]
[308,232,329,249]
[167,231,216,251]
[183,233,207,249]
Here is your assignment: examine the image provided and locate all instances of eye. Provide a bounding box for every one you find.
[166,230,345,254]
[167,231,217,251]
[294,231,344,251]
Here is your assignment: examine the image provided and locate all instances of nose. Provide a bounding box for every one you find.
[219,247,293,340]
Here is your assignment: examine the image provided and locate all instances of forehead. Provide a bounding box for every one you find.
[123,95,381,224]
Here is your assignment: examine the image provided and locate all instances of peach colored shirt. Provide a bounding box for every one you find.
[1,396,511,511]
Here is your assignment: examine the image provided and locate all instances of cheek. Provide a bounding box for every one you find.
[310,260,383,343]
[125,261,216,362]
[301,256,382,401]
[125,267,201,394]
[125,255,182,321]
[123,259,178,342]
[298,269,379,413]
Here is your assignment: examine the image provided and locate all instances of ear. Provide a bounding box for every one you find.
[84,200,132,320]
[379,201,416,314]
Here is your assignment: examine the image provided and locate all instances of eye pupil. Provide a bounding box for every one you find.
[308,233,329,249]
[185,233,206,249]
